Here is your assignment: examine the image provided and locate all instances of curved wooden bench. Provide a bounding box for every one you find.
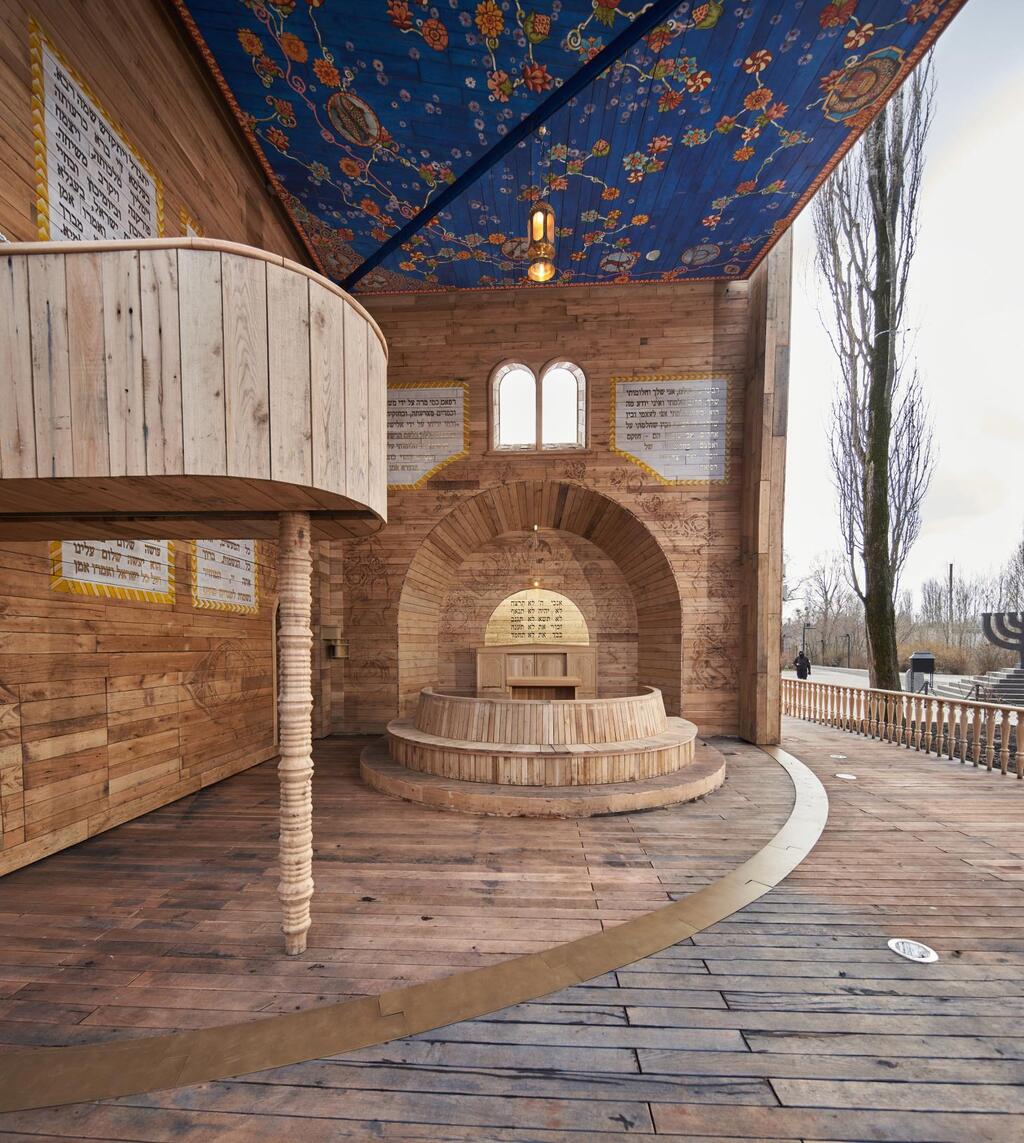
[414,686,667,745]
[387,716,697,786]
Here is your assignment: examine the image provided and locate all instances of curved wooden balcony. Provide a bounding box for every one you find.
[0,239,387,539]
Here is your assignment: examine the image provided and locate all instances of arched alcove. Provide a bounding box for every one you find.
[439,531,637,696]
[396,481,683,715]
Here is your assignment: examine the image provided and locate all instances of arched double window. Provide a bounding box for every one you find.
[492,361,586,451]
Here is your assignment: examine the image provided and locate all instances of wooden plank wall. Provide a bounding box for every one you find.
[343,276,782,739]
[739,232,792,744]
[0,0,305,256]
[312,541,335,740]
[0,6,351,874]
[0,540,279,875]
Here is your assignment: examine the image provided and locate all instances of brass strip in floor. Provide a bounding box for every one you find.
[0,744,827,1111]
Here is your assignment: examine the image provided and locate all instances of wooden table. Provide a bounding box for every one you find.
[505,676,582,700]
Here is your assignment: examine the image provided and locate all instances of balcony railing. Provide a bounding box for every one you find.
[781,678,1021,778]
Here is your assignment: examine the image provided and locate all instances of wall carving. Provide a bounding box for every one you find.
[688,622,739,692]
[184,639,264,723]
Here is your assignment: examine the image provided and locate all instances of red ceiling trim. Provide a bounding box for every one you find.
[742,0,970,282]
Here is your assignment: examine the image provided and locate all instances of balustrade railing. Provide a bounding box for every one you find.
[781,678,1021,778]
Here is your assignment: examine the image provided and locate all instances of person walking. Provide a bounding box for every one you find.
[794,650,811,680]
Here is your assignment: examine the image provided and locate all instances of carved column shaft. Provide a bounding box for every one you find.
[276,511,314,955]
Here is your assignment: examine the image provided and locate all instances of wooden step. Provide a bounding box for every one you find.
[386,716,698,786]
[360,738,726,818]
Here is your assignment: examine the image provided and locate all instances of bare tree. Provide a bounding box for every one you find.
[781,553,802,604]
[919,568,988,651]
[803,553,852,662]
[813,56,936,690]
[998,526,1024,610]
[918,576,947,628]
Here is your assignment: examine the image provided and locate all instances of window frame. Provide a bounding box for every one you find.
[491,360,538,453]
[489,358,588,453]
[539,359,587,451]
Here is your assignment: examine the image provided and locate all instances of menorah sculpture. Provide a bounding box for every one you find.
[982,612,1024,668]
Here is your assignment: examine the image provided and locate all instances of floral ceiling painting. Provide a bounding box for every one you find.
[176,0,963,293]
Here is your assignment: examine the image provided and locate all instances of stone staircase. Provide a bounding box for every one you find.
[933,665,1024,708]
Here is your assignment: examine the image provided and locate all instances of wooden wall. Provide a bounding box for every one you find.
[0,540,278,875]
[739,231,792,744]
[0,0,305,255]
[341,266,790,740]
[0,5,319,873]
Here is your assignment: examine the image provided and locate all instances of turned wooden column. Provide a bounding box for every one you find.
[276,511,314,955]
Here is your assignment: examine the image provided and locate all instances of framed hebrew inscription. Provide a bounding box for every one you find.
[387,382,469,489]
[610,374,729,484]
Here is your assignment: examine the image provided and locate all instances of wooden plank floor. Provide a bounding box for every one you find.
[2,720,1023,1140]
[0,736,788,1050]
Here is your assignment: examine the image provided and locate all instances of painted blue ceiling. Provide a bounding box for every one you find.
[175,0,963,293]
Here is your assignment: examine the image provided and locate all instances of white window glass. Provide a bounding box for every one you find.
[496,365,536,448]
[541,364,584,448]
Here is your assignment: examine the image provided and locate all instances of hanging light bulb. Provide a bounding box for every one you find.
[526,200,556,283]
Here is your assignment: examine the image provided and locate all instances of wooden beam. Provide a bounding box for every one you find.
[738,230,792,744]
[276,511,315,955]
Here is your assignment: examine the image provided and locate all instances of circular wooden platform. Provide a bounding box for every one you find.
[360,737,726,818]
[414,686,667,744]
[387,715,698,785]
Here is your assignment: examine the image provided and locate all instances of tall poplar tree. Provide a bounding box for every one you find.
[813,59,936,690]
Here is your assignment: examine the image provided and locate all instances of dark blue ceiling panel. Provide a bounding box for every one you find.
[174,0,964,292]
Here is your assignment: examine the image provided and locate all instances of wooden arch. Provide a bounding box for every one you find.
[396,480,683,714]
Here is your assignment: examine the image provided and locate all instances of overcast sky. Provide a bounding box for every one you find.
[784,0,1023,601]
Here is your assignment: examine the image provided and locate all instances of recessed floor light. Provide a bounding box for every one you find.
[888,938,938,963]
[834,773,857,781]
[830,754,847,759]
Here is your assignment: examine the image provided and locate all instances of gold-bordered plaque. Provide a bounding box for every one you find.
[387,381,470,490]
[180,207,204,237]
[29,19,165,241]
[191,540,259,614]
[50,540,175,604]
[485,589,590,646]
[610,373,732,485]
